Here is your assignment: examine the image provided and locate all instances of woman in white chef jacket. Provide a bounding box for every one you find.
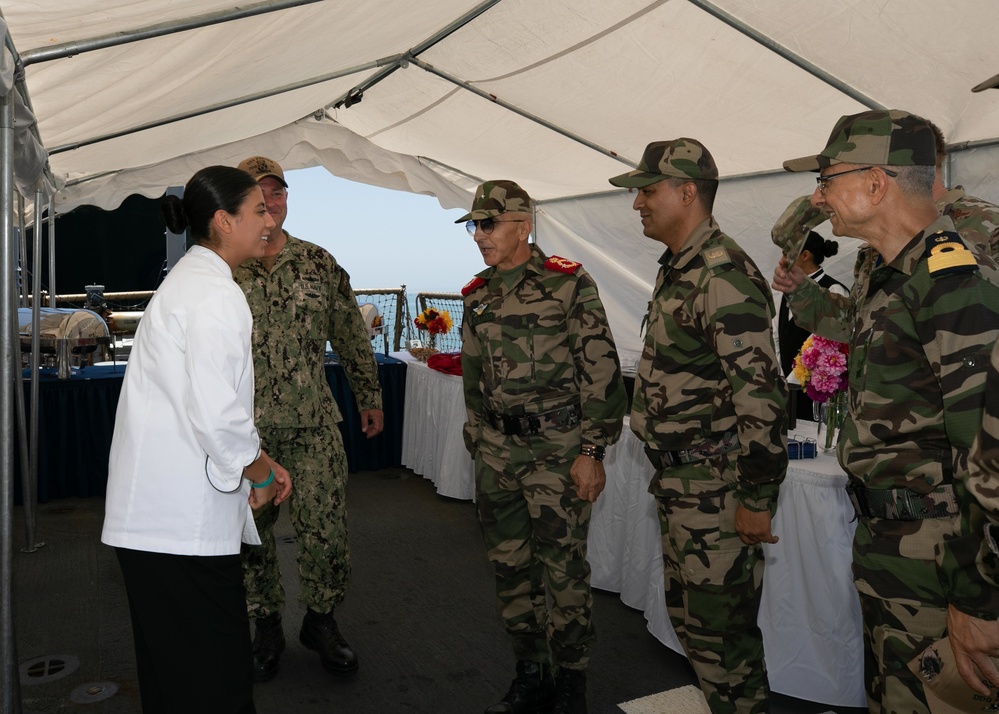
[102,165,292,714]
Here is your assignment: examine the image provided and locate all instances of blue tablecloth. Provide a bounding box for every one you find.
[14,354,406,504]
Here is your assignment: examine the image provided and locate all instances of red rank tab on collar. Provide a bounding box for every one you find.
[461,276,486,296]
[545,255,581,274]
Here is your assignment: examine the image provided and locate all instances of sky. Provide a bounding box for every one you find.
[281,166,484,299]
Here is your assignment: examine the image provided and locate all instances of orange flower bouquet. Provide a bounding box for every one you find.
[413,308,453,351]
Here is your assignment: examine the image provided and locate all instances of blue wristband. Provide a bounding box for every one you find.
[250,469,274,489]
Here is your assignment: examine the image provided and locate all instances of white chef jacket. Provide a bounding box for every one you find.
[102,245,262,555]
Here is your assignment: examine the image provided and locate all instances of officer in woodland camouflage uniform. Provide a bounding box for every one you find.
[609,139,787,714]
[771,116,999,344]
[777,110,999,714]
[458,180,626,714]
[951,340,999,697]
[233,156,384,682]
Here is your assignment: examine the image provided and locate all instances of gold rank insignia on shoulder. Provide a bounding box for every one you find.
[701,245,731,269]
[925,230,977,277]
[461,276,486,296]
[545,255,581,274]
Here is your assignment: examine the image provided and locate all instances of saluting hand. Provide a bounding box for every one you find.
[771,256,806,295]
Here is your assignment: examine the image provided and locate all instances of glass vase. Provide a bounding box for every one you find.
[819,392,845,453]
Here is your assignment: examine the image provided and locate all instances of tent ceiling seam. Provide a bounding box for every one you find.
[365,87,463,141]
[410,56,637,168]
[686,0,885,111]
[325,0,502,113]
[470,0,669,83]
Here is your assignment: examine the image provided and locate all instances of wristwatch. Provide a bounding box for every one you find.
[579,444,606,462]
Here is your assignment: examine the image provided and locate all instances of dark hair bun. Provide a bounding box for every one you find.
[822,239,839,258]
[161,194,189,235]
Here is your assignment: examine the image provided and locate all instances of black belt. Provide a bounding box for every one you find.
[645,431,740,469]
[846,482,958,521]
[483,403,582,437]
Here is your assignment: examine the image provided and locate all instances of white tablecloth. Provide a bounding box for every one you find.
[397,352,475,500]
[590,420,865,707]
[396,359,865,706]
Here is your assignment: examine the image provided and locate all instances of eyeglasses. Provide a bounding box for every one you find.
[465,217,528,237]
[815,166,897,194]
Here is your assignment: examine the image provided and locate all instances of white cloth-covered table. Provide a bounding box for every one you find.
[589,420,865,708]
[396,352,475,500]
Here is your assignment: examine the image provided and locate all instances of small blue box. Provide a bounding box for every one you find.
[788,438,817,459]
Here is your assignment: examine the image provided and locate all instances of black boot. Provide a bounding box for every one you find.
[551,668,587,714]
[299,609,359,676]
[485,660,554,714]
[251,612,285,683]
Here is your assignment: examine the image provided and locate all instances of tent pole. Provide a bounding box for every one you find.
[1,85,24,714]
[20,0,325,66]
[22,189,43,554]
[409,57,637,168]
[326,0,501,111]
[686,0,885,111]
[14,195,22,308]
[47,198,54,307]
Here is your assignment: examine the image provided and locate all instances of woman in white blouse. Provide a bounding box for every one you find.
[102,165,292,714]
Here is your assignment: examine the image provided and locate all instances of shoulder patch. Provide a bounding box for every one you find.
[925,230,977,277]
[545,255,581,274]
[701,245,732,270]
[461,277,486,296]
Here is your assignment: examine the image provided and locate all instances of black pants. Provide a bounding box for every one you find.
[115,548,256,714]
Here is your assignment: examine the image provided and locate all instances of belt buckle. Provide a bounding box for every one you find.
[500,414,522,436]
[664,450,683,468]
[845,482,868,518]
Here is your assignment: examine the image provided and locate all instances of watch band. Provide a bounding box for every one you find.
[580,444,606,462]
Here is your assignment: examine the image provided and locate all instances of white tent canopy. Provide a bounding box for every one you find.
[5,0,999,358]
[4,2,999,707]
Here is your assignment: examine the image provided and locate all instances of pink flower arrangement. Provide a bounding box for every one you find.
[792,334,849,403]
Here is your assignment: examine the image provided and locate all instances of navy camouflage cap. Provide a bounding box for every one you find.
[455,180,533,222]
[238,156,289,187]
[608,138,719,188]
[783,110,936,172]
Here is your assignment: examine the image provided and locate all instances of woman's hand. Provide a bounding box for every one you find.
[245,449,292,508]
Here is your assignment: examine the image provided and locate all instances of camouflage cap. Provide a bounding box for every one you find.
[237,156,288,188]
[608,138,719,188]
[783,109,936,173]
[455,180,532,222]
[972,71,999,92]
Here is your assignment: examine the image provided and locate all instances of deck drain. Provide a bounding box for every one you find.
[70,681,118,704]
[19,654,79,684]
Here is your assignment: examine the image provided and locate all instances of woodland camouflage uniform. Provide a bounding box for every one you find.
[610,139,787,714]
[968,339,999,594]
[460,181,626,673]
[781,109,999,713]
[235,232,381,618]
